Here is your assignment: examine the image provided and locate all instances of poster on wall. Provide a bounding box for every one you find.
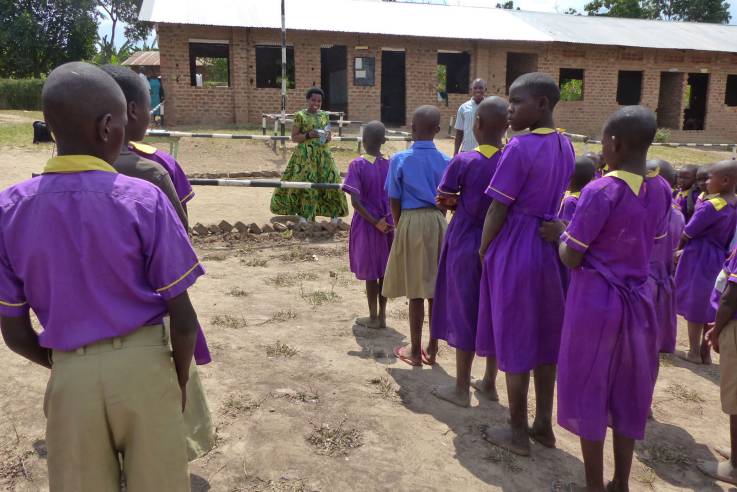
[354,57,375,86]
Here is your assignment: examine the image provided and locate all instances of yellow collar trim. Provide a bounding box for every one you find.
[708,196,729,211]
[530,127,558,135]
[605,170,644,195]
[129,141,158,155]
[566,191,581,199]
[647,167,660,178]
[474,145,499,159]
[43,155,117,174]
[362,154,383,164]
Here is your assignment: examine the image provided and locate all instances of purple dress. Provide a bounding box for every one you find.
[649,194,685,354]
[558,192,579,222]
[130,142,195,205]
[476,130,575,372]
[675,187,699,224]
[431,146,501,351]
[558,172,672,441]
[675,196,737,324]
[344,156,394,281]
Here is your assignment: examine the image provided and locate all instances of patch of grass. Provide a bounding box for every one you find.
[306,418,363,457]
[266,341,297,358]
[389,308,409,320]
[211,314,248,329]
[369,376,400,401]
[275,387,320,404]
[665,383,705,404]
[264,310,297,324]
[202,252,230,262]
[633,463,657,489]
[220,393,262,418]
[571,141,731,167]
[280,247,319,263]
[243,475,306,492]
[640,441,690,466]
[227,287,249,297]
[485,444,522,473]
[300,287,339,307]
[242,257,268,267]
[265,272,318,288]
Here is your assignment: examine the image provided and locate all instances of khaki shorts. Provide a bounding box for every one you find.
[45,325,190,492]
[382,208,447,300]
[720,319,737,414]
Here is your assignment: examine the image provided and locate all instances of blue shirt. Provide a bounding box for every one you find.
[385,141,450,210]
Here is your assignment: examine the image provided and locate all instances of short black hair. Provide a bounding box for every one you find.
[603,105,657,152]
[305,87,325,100]
[363,120,386,141]
[647,159,676,187]
[510,72,560,108]
[571,156,596,191]
[100,64,149,106]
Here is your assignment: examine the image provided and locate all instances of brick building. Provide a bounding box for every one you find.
[140,0,737,142]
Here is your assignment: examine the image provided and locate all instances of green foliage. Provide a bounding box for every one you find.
[583,0,731,23]
[654,128,671,143]
[560,79,584,101]
[437,65,447,93]
[0,0,98,78]
[96,0,153,64]
[0,79,44,110]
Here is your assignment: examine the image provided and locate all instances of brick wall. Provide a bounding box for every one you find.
[158,24,737,143]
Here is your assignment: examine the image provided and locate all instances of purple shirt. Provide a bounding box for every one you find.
[130,142,194,205]
[676,186,699,223]
[0,155,204,351]
[562,172,672,284]
[438,145,500,224]
[343,155,392,221]
[558,192,580,222]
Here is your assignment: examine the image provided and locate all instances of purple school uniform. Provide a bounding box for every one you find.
[712,249,737,317]
[558,192,579,222]
[649,196,685,353]
[675,195,737,324]
[476,130,575,371]
[431,146,501,351]
[343,155,394,280]
[557,172,672,441]
[130,142,195,205]
[676,187,699,223]
[0,156,204,351]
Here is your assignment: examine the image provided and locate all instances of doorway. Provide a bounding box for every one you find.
[657,72,684,130]
[683,73,709,130]
[381,50,406,126]
[320,45,348,115]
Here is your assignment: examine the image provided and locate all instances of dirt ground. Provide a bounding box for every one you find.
[0,141,736,492]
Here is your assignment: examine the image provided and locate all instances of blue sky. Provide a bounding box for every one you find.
[98,0,737,48]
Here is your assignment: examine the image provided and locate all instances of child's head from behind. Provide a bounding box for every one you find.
[362,121,386,154]
[100,64,151,143]
[507,72,559,132]
[706,160,737,195]
[696,165,711,192]
[677,165,697,190]
[473,96,509,145]
[570,157,596,192]
[584,152,603,170]
[647,159,677,188]
[42,62,127,164]
[411,105,441,141]
[306,87,324,113]
[601,106,657,171]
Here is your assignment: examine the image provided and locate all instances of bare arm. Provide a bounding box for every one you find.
[166,291,198,410]
[707,283,737,353]
[1,313,51,369]
[390,198,402,227]
[559,242,585,269]
[291,124,318,144]
[350,194,379,225]
[479,200,509,258]
[454,130,463,157]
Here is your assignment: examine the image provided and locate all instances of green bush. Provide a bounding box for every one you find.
[0,79,44,110]
[560,79,583,102]
[654,128,671,143]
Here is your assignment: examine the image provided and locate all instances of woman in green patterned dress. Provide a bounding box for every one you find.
[270,87,349,222]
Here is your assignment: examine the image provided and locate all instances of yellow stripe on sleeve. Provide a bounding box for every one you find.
[156,262,201,293]
[0,299,27,307]
[488,186,516,202]
[563,232,588,249]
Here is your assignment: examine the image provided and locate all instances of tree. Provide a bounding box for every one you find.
[0,0,98,78]
[584,0,731,22]
[583,0,653,18]
[496,1,520,9]
[96,0,153,63]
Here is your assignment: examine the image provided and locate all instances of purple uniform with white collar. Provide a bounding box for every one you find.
[675,195,737,324]
[431,146,501,351]
[476,130,575,372]
[130,142,195,205]
[558,192,579,222]
[557,172,672,441]
[0,156,204,350]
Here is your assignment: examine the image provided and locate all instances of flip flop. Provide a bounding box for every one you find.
[393,346,421,367]
[421,348,436,366]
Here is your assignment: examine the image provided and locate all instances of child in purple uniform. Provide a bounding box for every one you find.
[675,161,737,365]
[344,121,394,329]
[676,164,699,222]
[131,141,195,210]
[559,157,596,222]
[0,62,201,490]
[430,97,509,408]
[477,73,574,456]
[556,106,672,492]
[647,160,685,357]
[701,163,737,486]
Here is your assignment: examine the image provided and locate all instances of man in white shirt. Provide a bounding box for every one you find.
[453,78,487,156]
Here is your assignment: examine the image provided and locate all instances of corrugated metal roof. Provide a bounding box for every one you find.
[122,50,161,66]
[139,0,737,53]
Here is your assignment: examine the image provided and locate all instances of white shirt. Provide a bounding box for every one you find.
[454,98,479,152]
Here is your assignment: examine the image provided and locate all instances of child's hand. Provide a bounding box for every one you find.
[538,220,566,243]
[436,195,458,211]
[674,249,683,266]
[705,326,720,353]
[375,217,392,234]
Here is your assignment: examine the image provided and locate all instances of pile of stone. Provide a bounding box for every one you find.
[190,219,350,240]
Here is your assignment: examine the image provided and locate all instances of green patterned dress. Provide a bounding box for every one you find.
[270,109,349,221]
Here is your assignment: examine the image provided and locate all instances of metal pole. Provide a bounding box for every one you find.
[280,0,287,148]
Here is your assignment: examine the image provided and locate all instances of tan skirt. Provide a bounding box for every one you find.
[382,208,447,299]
